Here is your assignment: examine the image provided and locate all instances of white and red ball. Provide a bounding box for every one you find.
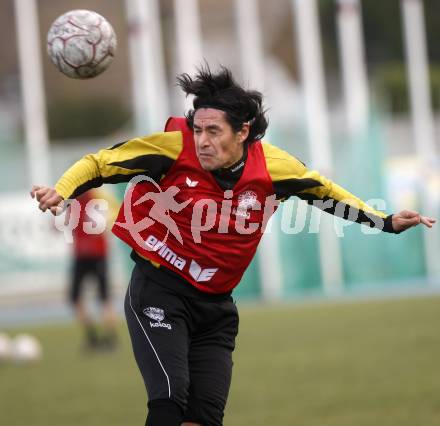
[11,334,43,363]
[47,9,117,79]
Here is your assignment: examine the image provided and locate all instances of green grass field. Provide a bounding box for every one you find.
[2,295,440,425]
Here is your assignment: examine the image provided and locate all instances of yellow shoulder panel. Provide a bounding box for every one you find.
[115,131,183,161]
[261,141,307,182]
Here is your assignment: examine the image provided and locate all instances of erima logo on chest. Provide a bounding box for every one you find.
[186,177,198,187]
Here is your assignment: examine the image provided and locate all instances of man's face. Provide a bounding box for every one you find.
[193,108,249,171]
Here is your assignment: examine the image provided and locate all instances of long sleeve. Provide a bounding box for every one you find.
[262,141,396,233]
[55,131,183,199]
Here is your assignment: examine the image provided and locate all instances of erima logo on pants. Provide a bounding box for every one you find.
[143,307,172,330]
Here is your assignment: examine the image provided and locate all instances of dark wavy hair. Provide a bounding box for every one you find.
[176,65,268,144]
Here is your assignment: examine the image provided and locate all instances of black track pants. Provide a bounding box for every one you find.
[124,263,239,426]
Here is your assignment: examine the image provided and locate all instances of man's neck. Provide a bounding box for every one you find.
[210,145,248,191]
[218,145,247,173]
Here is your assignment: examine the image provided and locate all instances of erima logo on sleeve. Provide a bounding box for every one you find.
[189,260,218,282]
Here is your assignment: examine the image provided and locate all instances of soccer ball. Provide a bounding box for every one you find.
[11,334,43,363]
[47,9,117,79]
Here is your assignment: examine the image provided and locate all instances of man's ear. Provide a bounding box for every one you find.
[238,123,250,143]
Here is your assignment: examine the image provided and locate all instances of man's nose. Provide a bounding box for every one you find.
[198,131,210,147]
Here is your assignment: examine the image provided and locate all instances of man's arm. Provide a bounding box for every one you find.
[30,131,183,214]
[262,142,435,233]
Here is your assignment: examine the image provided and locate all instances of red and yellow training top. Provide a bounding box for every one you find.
[55,117,394,293]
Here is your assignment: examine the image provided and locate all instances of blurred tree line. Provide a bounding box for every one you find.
[320,0,440,113]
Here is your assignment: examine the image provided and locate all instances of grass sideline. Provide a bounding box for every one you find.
[1,295,440,425]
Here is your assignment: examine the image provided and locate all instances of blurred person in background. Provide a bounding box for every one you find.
[69,188,118,351]
[31,65,435,426]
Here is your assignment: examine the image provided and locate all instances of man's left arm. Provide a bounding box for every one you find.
[262,142,435,233]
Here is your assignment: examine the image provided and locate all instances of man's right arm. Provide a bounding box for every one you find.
[31,131,183,214]
[56,131,183,199]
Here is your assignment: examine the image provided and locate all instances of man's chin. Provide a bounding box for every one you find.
[199,157,217,171]
[201,164,215,172]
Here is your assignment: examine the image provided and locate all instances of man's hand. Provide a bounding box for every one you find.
[30,185,64,215]
[392,210,436,233]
